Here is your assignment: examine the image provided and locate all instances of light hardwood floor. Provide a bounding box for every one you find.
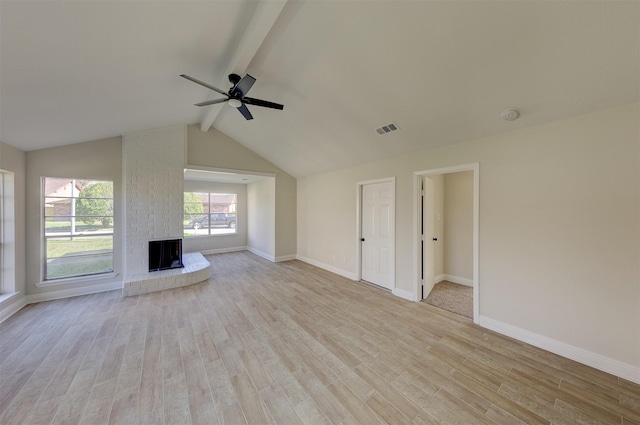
[1,251,638,425]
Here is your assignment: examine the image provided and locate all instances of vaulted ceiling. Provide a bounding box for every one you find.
[1,1,638,178]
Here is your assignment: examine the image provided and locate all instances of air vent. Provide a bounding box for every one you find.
[375,122,399,135]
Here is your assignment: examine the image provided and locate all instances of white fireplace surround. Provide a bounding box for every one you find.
[123,252,210,296]
[122,125,210,296]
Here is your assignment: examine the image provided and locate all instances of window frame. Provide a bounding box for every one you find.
[42,177,115,282]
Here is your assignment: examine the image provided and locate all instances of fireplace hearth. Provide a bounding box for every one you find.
[149,239,183,272]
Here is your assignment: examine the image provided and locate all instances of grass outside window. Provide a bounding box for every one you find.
[43,178,114,281]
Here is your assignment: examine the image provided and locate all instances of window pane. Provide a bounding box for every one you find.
[46,253,113,280]
[44,178,77,198]
[44,197,71,218]
[74,199,114,216]
[183,191,237,237]
[43,177,114,280]
[78,181,113,198]
[46,236,113,259]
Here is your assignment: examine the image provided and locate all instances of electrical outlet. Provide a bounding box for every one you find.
[343,256,348,264]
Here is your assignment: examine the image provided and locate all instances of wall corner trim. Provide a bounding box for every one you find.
[442,274,473,287]
[275,254,297,262]
[0,293,27,324]
[198,246,248,255]
[248,247,276,262]
[479,315,640,385]
[296,255,358,280]
[392,287,417,302]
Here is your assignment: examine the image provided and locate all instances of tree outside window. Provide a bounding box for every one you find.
[43,178,114,280]
[184,192,237,236]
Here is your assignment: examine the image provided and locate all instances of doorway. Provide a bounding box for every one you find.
[415,164,479,323]
[358,178,395,291]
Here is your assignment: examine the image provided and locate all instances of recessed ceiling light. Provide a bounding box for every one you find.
[501,108,520,121]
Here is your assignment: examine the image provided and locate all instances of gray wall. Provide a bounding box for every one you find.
[247,178,276,259]
[443,171,473,282]
[25,137,124,298]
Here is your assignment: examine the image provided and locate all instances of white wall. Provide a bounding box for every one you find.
[0,141,26,320]
[247,178,276,260]
[24,137,124,298]
[183,180,247,254]
[297,103,640,376]
[443,171,473,283]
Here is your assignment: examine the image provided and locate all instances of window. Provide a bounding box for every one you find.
[0,169,15,295]
[184,192,237,236]
[43,178,114,280]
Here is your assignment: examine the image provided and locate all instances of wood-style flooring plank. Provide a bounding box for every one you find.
[0,251,637,425]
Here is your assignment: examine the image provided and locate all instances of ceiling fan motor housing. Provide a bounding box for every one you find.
[228,73,242,86]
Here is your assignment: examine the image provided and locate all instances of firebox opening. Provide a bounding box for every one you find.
[149,239,183,272]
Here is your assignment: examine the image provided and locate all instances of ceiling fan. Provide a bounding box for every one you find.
[180,73,284,120]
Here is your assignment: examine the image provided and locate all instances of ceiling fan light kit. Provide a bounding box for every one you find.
[180,73,284,120]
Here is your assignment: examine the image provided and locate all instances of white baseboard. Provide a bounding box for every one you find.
[199,246,247,255]
[248,247,276,262]
[0,293,27,324]
[479,315,640,385]
[392,287,417,302]
[443,274,473,287]
[296,255,358,280]
[275,254,297,262]
[26,281,123,305]
[199,247,294,263]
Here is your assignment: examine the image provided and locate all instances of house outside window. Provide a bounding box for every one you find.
[43,177,114,280]
[184,192,237,236]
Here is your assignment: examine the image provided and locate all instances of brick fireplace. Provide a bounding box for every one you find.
[122,125,210,296]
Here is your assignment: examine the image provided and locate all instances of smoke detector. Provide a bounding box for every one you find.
[501,108,520,121]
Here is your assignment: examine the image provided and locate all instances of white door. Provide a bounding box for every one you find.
[422,176,436,299]
[361,181,394,290]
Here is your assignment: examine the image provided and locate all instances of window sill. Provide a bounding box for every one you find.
[36,272,119,288]
[0,291,22,306]
[184,232,240,238]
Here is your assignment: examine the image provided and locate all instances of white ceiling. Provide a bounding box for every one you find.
[2,1,638,178]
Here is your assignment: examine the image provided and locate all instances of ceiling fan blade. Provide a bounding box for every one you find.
[180,74,228,96]
[237,104,254,120]
[230,74,256,97]
[244,96,284,110]
[194,98,228,107]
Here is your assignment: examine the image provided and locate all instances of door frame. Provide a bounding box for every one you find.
[414,164,479,323]
[356,177,396,290]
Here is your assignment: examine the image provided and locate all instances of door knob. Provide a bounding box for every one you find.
[361,238,365,242]
[432,237,438,241]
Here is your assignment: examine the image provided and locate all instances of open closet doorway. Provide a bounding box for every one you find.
[415,164,479,323]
